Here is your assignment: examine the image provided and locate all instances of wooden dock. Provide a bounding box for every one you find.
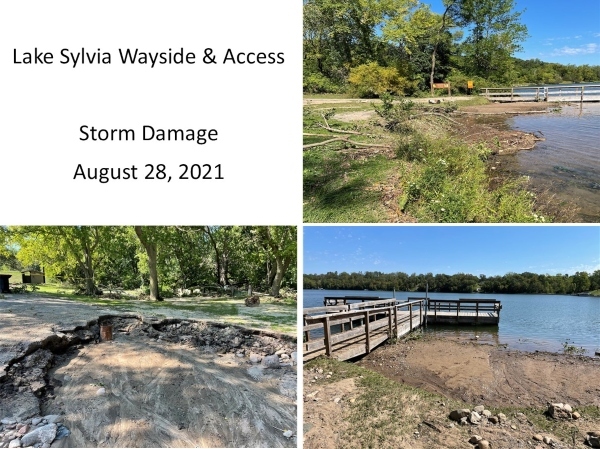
[426,299,501,325]
[303,296,502,362]
[481,85,600,103]
[303,298,425,362]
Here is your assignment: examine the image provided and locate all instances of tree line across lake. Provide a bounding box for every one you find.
[304,270,600,295]
[1,226,296,299]
[304,0,600,96]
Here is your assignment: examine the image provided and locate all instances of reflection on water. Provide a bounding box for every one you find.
[505,104,600,222]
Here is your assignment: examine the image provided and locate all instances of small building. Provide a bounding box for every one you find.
[0,274,11,293]
[21,269,45,284]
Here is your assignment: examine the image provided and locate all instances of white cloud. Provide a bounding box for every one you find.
[551,43,598,56]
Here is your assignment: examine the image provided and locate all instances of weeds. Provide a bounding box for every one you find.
[562,339,586,355]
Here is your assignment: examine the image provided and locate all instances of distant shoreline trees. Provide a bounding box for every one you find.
[304,270,600,294]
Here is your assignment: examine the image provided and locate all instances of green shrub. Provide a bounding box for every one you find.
[303,72,343,94]
[348,63,410,98]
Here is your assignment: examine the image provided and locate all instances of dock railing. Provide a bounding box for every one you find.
[303,298,425,361]
[481,85,600,103]
[427,299,501,324]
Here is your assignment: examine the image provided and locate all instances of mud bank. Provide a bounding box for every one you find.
[0,314,297,448]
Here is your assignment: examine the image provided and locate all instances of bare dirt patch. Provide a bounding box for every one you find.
[0,297,297,447]
[360,336,600,408]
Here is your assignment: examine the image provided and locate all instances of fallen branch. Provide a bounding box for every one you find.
[303,135,392,150]
[319,113,362,134]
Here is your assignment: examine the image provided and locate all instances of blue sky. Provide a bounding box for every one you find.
[304,226,600,276]
[426,0,600,65]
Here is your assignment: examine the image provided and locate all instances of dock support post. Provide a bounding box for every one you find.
[365,311,371,353]
[388,307,393,339]
[324,316,332,357]
[511,88,514,102]
[581,86,585,104]
[393,304,398,337]
[409,303,413,331]
[536,88,539,102]
[476,302,479,324]
[456,301,460,323]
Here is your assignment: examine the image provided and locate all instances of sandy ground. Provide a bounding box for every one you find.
[303,336,600,449]
[359,336,600,408]
[0,295,297,447]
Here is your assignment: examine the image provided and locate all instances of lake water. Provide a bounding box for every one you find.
[505,102,600,222]
[303,289,600,356]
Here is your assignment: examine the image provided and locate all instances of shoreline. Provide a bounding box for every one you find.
[304,334,600,449]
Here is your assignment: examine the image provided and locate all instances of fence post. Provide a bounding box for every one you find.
[476,301,479,324]
[324,316,332,356]
[409,303,413,331]
[388,306,393,339]
[581,86,585,104]
[365,311,371,353]
[511,88,514,102]
[536,87,539,102]
[457,301,460,323]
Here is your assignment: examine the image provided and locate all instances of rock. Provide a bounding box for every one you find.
[563,403,572,413]
[42,416,61,425]
[54,425,70,440]
[488,416,499,424]
[497,413,507,422]
[460,417,468,426]
[16,427,28,436]
[511,424,517,430]
[261,355,281,369]
[469,435,483,444]
[282,430,293,439]
[96,387,106,396]
[20,424,57,447]
[474,405,485,413]
[30,419,41,426]
[548,403,570,419]
[449,409,471,421]
[244,296,260,307]
[587,432,600,448]
[248,353,262,364]
[476,440,490,449]
[533,434,543,441]
[543,436,552,444]
[470,411,481,424]
[482,410,492,417]
[0,421,15,427]
[291,352,297,365]
[572,411,581,419]
[333,397,341,404]
[7,440,20,448]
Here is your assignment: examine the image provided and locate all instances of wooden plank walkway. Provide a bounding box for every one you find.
[303,298,425,362]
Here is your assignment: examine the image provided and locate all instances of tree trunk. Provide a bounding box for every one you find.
[270,255,291,297]
[134,226,161,301]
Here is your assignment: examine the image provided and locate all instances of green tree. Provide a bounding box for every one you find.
[455,0,528,82]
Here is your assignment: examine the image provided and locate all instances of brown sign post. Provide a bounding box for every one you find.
[432,82,451,96]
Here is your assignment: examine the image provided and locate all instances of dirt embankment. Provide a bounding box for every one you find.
[0,298,297,448]
[303,336,600,449]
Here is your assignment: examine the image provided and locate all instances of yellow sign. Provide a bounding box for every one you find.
[467,81,474,89]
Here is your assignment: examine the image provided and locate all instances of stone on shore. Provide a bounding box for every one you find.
[19,423,57,447]
[449,409,470,421]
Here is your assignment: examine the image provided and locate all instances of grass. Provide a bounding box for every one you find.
[306,357,600,448]
[4,281,297,334]
[303,103,546,223]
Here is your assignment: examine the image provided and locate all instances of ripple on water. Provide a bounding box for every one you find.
[507,104,600,222]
